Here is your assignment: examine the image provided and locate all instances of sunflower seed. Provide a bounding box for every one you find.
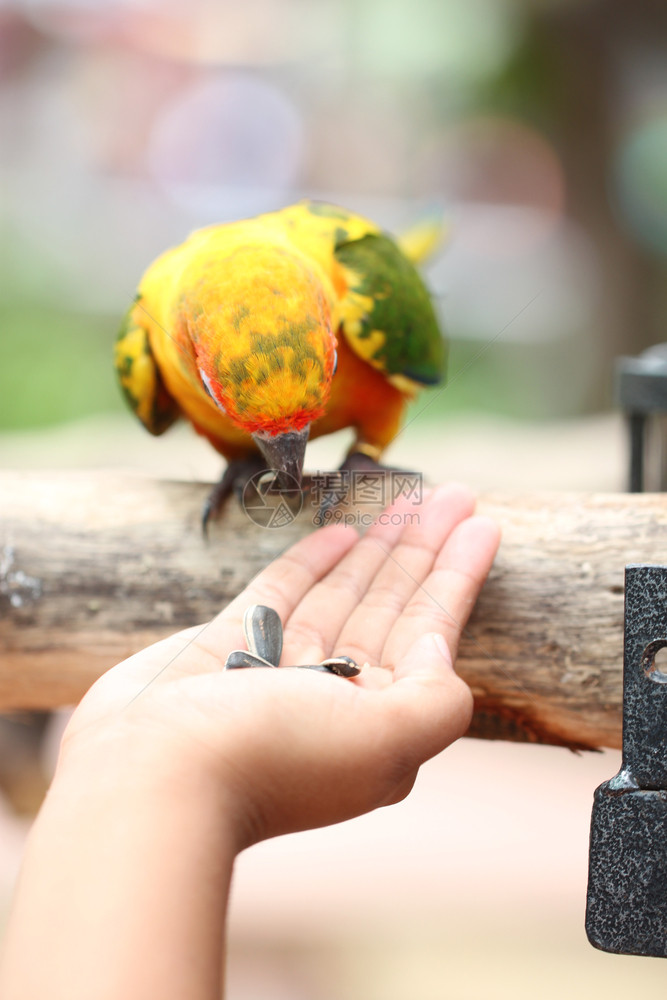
[224,649,277,670]
[320,656,361,677]
[243,604,283,665]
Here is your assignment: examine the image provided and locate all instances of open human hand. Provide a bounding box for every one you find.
[59,483,500,848]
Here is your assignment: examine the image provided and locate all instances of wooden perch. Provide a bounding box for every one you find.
[2,470,665,750]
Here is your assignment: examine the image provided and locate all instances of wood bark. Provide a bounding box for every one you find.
[3,471,665,750]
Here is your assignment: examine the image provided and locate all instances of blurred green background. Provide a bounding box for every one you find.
[3,0,667,434]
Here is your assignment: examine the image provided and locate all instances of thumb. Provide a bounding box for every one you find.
[393,632,455,683]
[385,633,474,764]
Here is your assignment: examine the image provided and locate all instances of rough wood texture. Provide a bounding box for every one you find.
[2,471,665,749]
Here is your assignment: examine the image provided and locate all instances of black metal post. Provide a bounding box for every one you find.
[628,412,645,492]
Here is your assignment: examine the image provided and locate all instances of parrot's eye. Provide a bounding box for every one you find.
[199,368,226,414]
[332,348,338,376]
[199,368,214,398]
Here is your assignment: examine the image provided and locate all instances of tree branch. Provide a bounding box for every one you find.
[1,471,653,749]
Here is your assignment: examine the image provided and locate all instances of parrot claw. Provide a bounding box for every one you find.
[201,455,268,537]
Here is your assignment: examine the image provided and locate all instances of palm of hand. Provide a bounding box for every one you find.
[62,484,499,845]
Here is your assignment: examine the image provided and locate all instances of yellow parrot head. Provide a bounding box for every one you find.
[187,244,337,486]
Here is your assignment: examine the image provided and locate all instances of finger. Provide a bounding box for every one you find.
[281,492,429,665]
[186,524,359,670]
[112,520,364,697]
[333,484,477,667]
[382,515,501,671]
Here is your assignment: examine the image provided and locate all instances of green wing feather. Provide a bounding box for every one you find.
[334,233,446,389]
[114,298,180,435]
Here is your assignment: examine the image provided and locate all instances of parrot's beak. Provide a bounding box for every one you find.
[252,426,309,492]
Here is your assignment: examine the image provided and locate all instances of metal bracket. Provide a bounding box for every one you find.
[586,564,667,957]
[615,345,667,492]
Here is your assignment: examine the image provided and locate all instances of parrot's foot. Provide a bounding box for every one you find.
[342,450,410,476]
[313,451,418,525]
[202,455,267,536]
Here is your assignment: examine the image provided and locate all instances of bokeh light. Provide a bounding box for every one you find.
[353,0,520,83]
[146,74,305,218]
[415,116,566,251]
[613,111,667,256]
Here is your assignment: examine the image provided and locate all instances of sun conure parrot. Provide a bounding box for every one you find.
[114,200,446,528]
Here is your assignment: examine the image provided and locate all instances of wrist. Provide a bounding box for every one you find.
[51,720,251,854]
[3,730,240,1000]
